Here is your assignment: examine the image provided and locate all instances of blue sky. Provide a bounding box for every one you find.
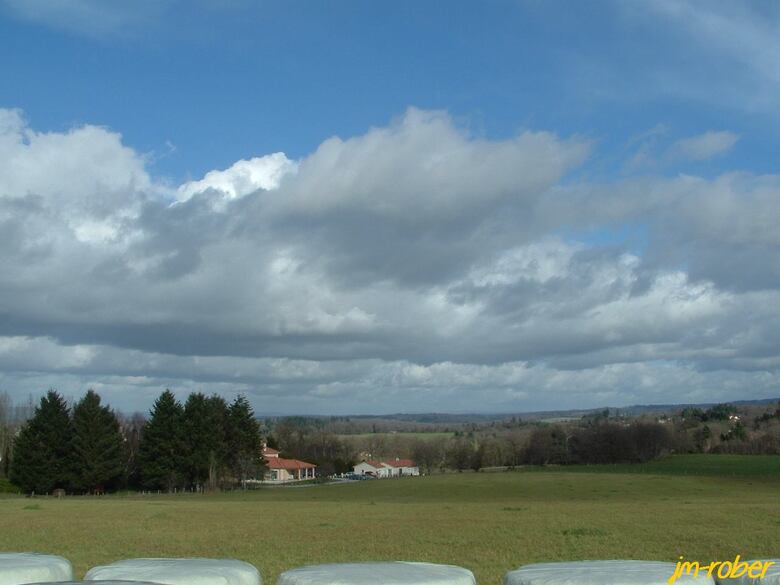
[1,1,779,413]
[2,1,776,181]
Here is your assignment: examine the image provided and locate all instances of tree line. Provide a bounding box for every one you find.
[342,403,780,473]
[5,391,778,493]
[263,416,678,475]
[7,389,263,495]
[403,420,675,473]
[268,416,357,476]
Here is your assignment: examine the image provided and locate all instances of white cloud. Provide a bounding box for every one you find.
[177,153,297,202]
[0,109,154,244]
[281,108,591,219]
[668,131,739,162]
[1,107,779,413]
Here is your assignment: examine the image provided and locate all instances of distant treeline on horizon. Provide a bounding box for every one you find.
[1,389,779,496]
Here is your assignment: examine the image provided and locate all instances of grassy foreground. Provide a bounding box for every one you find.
[2,456,780,585]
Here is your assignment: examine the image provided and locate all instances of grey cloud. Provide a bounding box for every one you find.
[262,108,592,287]
[0,108,779,412]
[1,343,777,414]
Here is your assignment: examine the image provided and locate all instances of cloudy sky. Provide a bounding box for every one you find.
[1,1,779,414]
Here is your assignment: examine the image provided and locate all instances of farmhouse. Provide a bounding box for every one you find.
[262,446,317,482]
[353,458,419,478]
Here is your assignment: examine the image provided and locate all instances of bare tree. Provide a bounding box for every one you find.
[445,437,474,472]
[119,411,146,487]
[12,394,35,423]
[411,438,445,474]
[503,429,527,467]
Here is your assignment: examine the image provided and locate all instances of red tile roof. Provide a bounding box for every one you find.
[266,457,316,470]
[362,460,386,469]
[359,459,417,468]
[383,459,416,468]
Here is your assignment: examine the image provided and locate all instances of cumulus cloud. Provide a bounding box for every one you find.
[0,108,155,245]
[268,109,591,286]
[177,153,298,202]
[1,107,779,413]
[667,131,739,162]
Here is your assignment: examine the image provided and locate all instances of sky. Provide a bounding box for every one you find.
[1,0,779,415]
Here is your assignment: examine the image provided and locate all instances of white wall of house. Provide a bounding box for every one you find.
[354,461,420,478]
[354,462,380,476]
[265,466,315,483]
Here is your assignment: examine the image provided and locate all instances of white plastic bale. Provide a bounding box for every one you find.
[84,559,261,585]
[28,581,162,585]
[717,559,780,585]
[504,561,716,585]
[276,562,476,585]
[0,553,73,585]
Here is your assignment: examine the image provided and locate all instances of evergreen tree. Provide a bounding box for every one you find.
[2,443,10,478]
[0,390,10,478]
[9,390,72,494]
[183,392,209,488]
[204,394,229,490]
[70,390,126,493]
[183,393,228,490]
[138,390,185,492]
[226,395,263,485]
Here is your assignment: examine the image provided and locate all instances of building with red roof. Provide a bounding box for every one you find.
[262,445,317,482]
[353,457,419,478]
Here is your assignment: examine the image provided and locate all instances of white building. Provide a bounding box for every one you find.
[353,458,419,478]
[262,446,317,483]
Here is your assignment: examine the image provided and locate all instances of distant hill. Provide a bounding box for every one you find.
[259,397,780,424]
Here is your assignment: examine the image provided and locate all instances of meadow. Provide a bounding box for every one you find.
[2,456,779,585]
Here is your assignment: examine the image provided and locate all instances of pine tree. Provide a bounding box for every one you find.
[2,443,10,478]
[204,394,229,490]
[226,395,263,485]
[9,390,73,494]
[183,393,229,491]
[183,393,210,488]
[138,390,185,492]
[70,390,126,493]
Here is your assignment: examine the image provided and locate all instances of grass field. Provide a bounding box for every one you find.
[2,455,779,585]
[529,454,780,477]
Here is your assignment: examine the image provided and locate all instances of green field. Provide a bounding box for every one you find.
[527,454,780,477]
[2,456,779,585]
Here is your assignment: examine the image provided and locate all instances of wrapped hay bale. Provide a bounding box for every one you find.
[0,553,73,585]
[277,562,475,585]
[716,559,780,585]
[504,561,715,585]
[85,559,261,585]
[29,581,161,585]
